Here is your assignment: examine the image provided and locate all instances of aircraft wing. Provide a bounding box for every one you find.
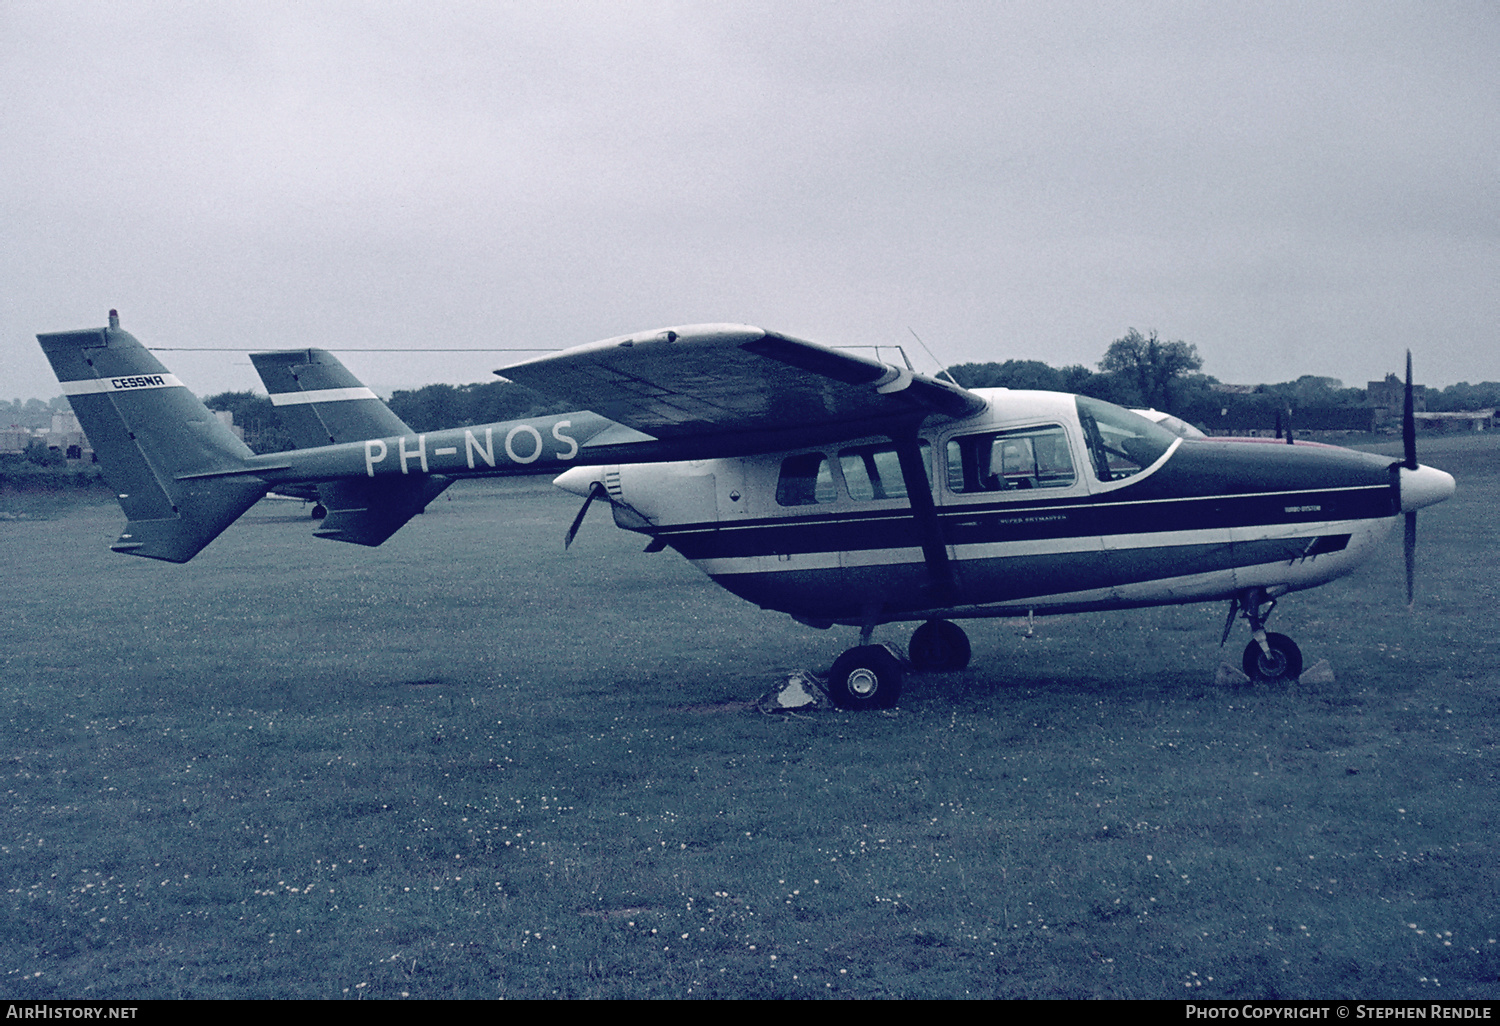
[498,325,985,454]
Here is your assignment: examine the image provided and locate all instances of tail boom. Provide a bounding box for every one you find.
[37,316,663,560]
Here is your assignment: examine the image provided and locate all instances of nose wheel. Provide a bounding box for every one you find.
[1225,590,1303,683]
[1242,631,1302,682]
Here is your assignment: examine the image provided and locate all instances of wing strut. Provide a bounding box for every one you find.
[892,425,955,602]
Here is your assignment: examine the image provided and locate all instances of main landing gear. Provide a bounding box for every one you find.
[908,619,972,673]
[824,619,972,711]
[1224,589,1303,683]
[826,645,904,711]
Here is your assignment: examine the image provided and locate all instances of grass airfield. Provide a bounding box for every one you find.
[1,434,1496,999]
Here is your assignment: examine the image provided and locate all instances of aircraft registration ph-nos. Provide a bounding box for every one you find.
[37,313,1455,710]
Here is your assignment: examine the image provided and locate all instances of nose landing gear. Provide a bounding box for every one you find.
[1224,589,1303,683]
[1243,631,1302,682]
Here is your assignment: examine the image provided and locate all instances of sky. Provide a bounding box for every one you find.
[3,1,1496,404]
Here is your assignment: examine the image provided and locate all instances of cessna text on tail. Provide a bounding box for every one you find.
[37,313,1454,709]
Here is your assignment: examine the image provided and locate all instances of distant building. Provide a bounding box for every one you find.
[1291,407,1378,432]
[38,409,89,456]
[1413,410,1494,433]
[1,428,34,454]
[1201,407,1376,436]
[17,408,240,457]
[1367,373,1427,426]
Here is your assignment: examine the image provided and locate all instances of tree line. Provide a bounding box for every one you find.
[9,331,1489,472]
[950,328,1500,427]
[180,329,1500,455]
[199,380,570,453]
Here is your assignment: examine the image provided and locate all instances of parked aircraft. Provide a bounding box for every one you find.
[37,313,1454,709]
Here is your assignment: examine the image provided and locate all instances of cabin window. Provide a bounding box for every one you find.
[1075,397,1176,483]
[946,425,1075,494]
[838,442,930,501]
[775,452,837,506]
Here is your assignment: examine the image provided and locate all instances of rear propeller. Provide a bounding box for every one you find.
[564,481,608,549]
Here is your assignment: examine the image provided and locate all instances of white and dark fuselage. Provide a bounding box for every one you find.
[561,390,1406,627]
[35,317,1456,704]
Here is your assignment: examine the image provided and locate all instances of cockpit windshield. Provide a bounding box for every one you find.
[1075,396,1178,483]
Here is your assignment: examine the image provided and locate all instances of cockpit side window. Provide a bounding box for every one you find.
[945,425,1075,494]
[1075,396,1176,483]
[776,452,837,506]
[838,442,930,501]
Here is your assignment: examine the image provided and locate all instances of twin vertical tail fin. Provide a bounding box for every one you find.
[37,316,455,557]
[249,349,412,446]
[249,347,452,546]
[36,312,266,562]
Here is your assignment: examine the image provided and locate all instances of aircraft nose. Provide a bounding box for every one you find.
[553,465,605,498]
[1399,463,1456,512]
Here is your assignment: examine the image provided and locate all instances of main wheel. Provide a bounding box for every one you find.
[908,619,972,672]
[826,645,904,711]
[1242,632,1303,682]
[310,503,328,519]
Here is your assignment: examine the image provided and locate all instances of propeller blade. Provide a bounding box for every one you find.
[1403,349,1417,470]
[1398,353,1427,607]
[564,481,608,549]
[1404,510,1417,608]
[1389,352,1456,607]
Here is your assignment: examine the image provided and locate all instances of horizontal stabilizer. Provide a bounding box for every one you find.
[36,314,265,561]
[312,475,453,546]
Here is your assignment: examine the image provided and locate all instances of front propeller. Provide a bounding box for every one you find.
[1392,351,1456,606]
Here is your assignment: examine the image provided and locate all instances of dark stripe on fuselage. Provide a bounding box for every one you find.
[707,534,1356,619]
[656,440,1396,561]
[660,486,1386,560]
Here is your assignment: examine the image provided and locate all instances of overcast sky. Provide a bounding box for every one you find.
[4,1,1496,404]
